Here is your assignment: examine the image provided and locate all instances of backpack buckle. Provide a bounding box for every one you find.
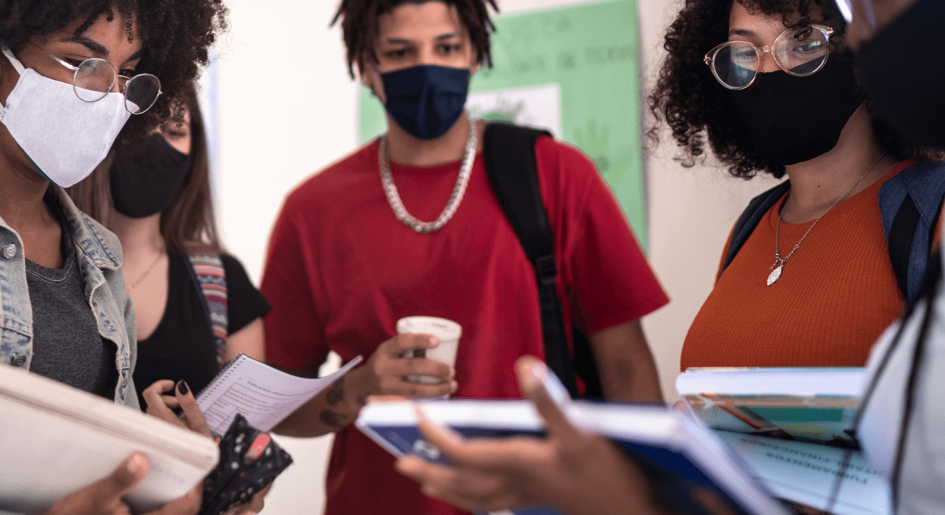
[535,255,557,286]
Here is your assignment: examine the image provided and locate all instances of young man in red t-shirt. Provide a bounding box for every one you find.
[260,1,669,513]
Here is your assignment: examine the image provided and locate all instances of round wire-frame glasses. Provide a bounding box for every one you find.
[703,24,834,91]
[28,40,162,115]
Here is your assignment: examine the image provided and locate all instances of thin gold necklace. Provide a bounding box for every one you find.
[128,252,163,291]
[767,150,887,286]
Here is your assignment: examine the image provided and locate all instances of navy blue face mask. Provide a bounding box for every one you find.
[380,65,470,140]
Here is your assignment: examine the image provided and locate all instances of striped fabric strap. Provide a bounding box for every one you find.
[188,254,229,365]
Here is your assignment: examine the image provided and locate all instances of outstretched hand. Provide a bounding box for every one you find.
[395,356,672,515]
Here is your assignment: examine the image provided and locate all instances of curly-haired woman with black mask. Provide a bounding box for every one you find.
[0,0,234,513]
[648,0,944,371]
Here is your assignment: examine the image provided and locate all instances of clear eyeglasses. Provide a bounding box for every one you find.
[703,25,834,90]
[28,41,162,115]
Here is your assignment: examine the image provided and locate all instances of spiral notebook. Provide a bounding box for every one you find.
[196,354,363,435]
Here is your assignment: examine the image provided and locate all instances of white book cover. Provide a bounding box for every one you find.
[718,432,891,515]
[0,365,219,513]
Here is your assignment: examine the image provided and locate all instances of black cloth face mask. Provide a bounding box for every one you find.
[728,56,866,165]
[857,0,945,150]
[110,134,192,218]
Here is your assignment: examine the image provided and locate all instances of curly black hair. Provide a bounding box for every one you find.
[0,0,228,144]
[648,0,932,179]
[332,0,498,78]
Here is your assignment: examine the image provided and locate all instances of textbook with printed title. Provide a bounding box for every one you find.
[677,367,891,515]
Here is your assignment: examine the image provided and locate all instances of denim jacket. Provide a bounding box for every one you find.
[0,186,138,408]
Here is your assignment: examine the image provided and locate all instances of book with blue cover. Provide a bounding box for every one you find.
[355,399,789,515]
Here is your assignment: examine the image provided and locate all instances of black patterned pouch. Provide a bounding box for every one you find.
[199,414,293,515]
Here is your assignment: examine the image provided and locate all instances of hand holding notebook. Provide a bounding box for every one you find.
[396,357,661,515]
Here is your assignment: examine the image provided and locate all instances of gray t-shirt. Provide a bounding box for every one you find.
[26,194,116,399]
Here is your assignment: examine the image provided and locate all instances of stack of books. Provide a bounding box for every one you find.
[358,367,889,515]
[677,367,888,515]
[357,399,789,515]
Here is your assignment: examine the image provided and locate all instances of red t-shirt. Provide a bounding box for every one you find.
[261,136,668,515]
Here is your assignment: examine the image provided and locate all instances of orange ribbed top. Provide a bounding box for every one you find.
[681,163,912,370]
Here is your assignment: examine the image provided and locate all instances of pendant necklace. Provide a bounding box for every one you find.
[767,150,887,286]
[379,114,477,234]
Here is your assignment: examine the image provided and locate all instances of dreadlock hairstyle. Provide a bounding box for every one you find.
[647,0,939,179]
[0,0,228,145]
[331,0,498,78]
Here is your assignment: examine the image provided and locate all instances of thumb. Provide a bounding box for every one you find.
[97,452,149,498]
[515,356,581,440]
[47,452,148,514]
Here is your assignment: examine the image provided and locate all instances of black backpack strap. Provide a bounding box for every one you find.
[719,181,791,279]
[889,197,922,302]
[482,122,579,397]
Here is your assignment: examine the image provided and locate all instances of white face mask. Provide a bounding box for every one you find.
[0,46,130,187]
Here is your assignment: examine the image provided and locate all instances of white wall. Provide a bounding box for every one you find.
[210,1,778,513]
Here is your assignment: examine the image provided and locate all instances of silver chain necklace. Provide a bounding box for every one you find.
[379,115,477,234]
[767,150,887,286]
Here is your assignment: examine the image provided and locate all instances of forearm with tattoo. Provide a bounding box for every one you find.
[317,376,368,429]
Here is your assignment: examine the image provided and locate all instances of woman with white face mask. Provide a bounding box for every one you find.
[0,0,230,513]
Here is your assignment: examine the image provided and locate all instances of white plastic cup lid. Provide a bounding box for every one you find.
[396,316,462,341]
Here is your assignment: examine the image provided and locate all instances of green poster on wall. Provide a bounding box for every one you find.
[358,0,648,246]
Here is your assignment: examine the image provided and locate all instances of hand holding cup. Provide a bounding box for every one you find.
[397,317,462,387]
[361,326,458,399]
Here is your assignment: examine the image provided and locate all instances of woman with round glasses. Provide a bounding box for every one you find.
[649,0,943,371]
[0,0,229,513]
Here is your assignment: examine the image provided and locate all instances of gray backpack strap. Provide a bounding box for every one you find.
[879,161,945,306]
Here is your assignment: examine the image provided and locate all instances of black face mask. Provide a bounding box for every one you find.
[857,0,945,150]
[728,57,866,165]
[110,134,192,218]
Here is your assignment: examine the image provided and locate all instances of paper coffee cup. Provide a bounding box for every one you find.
[397,316,462,384]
